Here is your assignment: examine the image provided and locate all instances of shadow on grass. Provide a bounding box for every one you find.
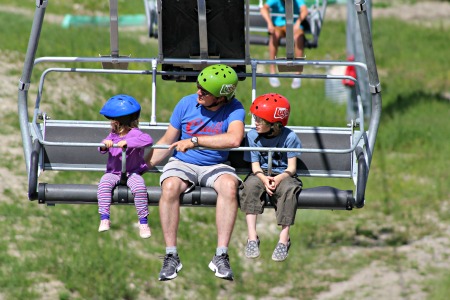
[382,90,449,120]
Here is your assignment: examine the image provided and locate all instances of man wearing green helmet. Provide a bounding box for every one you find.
[146,64,245,281]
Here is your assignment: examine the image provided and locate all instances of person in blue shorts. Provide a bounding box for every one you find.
[261,0,308,89]
[240,93,302,262]
[146,64,245,281]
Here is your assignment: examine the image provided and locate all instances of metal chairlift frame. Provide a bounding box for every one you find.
[144,0,327,49]
[19,0,382,210]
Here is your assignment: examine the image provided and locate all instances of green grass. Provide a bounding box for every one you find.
[1,3,450,300]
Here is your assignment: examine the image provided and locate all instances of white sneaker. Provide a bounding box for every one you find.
[139,223,152,239]
[98,219,110,232]
[291,78,301,89]
[269,77,281,88]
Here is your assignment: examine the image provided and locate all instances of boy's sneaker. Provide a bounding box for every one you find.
[208,253,234,281]
[98,219,110,232]
[272,239,291,262]
[269,77,281,87]
[291,78,301,89]
[245,237,260,259]
[139,224,151,239]
[159,253,183,281]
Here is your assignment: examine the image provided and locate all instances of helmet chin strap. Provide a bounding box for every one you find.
[203,97,226,109]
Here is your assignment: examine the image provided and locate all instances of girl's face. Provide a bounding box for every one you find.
[110,120,120,132]
[253,115,271,133]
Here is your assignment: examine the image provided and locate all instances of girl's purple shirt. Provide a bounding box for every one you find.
[99,128,153,175]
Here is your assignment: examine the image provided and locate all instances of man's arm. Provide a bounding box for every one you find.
[171,120,245,153]
[145,124,180,167]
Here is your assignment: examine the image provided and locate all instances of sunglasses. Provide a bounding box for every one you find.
[197,84,212,97]
[253,115,270,124]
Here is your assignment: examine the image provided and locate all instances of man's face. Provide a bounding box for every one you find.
[196,84,219,107]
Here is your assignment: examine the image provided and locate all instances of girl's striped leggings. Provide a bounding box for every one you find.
[97,173,148,219]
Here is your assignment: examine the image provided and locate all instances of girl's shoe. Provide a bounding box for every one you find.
[139,223,152,239]
[98,219,110,232]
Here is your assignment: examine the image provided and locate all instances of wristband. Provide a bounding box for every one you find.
[254,171,264,175]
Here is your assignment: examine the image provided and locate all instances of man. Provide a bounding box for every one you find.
[260,0,308,89]
[146,64,245,281]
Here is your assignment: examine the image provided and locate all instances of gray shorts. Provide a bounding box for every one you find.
[160,157,243,193]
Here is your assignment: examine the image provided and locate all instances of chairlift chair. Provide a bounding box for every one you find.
[19,0,382,210]
[144,0,327,49]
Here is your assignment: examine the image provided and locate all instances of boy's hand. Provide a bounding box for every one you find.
[263,176,276,196]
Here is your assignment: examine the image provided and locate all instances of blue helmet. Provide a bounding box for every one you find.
[100,94,141,119]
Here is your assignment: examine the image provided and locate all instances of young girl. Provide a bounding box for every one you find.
[97,94,153,239]
[240,93,302,261]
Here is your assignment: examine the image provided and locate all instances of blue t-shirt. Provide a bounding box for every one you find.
[244,127,301,174]
[170,94,245,166]
[266,0,306,27]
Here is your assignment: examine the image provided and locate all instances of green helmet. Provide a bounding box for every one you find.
[197,64,238,100]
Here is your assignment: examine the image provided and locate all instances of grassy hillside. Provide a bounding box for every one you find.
[1,1,449,300]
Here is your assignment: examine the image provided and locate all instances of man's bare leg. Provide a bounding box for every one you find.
[214,174,239,248]
[159,177,189,247]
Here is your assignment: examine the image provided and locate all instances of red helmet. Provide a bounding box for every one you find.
[250,93,291,126]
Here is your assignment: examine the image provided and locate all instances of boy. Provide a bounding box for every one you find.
[240,93,302,261]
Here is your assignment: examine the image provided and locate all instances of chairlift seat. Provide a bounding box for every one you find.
[35,120,355,210]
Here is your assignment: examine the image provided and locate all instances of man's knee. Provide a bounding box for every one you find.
[215,175,239,196]
[161,177,186,200]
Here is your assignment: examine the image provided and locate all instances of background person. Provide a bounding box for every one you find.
[239,93,302,261]
[146,64,245,281]
[260,0,308,89]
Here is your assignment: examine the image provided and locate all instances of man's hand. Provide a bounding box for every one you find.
[170,139,195,153]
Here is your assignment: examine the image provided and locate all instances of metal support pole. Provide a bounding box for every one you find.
[109,0,119,57]
[284,0,295,60]
[354,0,382,168]
[347,0,372,120]
[150,59,157,125]
[19,0,47,174]
[197,0,208,60]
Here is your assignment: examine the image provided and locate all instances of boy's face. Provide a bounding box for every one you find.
[253,115,272,134]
